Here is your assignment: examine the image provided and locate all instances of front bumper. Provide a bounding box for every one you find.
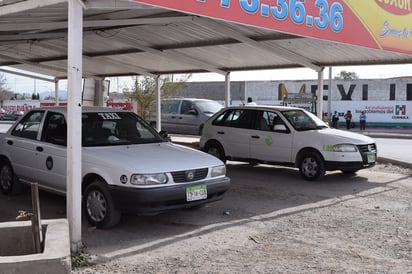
[325,151,377,171]
[108,176,230,214]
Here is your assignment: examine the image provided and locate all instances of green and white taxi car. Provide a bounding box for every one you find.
[0,107,230,228]
[200,105,377,181]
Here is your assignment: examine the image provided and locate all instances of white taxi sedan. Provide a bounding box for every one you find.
[0,107,230,228]
[200,105,377,181]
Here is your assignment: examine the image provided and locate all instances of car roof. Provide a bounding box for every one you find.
[220,105,305,111]
[162,98,217,102]
[27,106,129,116]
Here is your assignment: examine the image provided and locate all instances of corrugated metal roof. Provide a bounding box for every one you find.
[0,0,411,80]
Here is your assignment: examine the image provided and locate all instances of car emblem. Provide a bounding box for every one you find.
[120,175,128,184]
[186,170,195,181]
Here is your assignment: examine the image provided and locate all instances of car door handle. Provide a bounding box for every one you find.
[251,135,260,139]
[36,146,43,152]
[217,131,225,135]
[7,140,13,145]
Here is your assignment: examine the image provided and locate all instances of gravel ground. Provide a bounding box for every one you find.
[73,163,412,274]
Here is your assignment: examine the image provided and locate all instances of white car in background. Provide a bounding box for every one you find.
[200,105,377,181]
[0,107,230,228]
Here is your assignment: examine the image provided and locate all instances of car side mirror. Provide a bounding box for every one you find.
[159,130,171,142]
[187,109,198,115]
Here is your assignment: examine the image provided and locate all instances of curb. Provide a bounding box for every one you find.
[377,157,412,169]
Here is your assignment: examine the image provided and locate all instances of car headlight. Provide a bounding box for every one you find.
[130,173,168,185]
[333,144,358,152]
[211,165,226,177]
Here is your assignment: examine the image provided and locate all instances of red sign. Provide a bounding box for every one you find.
[107,102,132,110]
[132,0,412,55]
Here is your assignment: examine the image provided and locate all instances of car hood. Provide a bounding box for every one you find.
[309,128,375,144]
[83,142,224,173]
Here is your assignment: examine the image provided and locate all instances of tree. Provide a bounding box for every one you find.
[0,73,14,105]
[123,74,191,119]
[334,70,359,80]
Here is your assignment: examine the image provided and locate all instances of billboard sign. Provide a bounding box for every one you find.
[132,0,412,55]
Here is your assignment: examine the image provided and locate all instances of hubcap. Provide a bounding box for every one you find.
[302,157,318,177]
[86,190,107,222]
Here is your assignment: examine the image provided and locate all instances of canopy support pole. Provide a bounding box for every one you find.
[67,0,83,253]
[225,72,231,107]
[316,68,324,119]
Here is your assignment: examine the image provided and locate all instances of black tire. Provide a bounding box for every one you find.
[204,141,226,163]
[298,151,325,181]
[83,180,121,229]
[0,161,23,195]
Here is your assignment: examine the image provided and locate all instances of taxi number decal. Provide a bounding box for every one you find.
[97,113,121,120]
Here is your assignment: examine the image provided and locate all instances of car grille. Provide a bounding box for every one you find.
[357,143,377,153]
[171,168,208,183]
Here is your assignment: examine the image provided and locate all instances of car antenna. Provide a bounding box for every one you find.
[240,97,245,106]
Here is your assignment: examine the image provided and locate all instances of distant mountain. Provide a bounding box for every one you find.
[39,90,67,100]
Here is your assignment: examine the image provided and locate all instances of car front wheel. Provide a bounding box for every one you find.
[84,180,121,228]
[0,161,22,195]
[298,152,325,181]
[205,141,226,163]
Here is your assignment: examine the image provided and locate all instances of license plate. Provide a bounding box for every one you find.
[367,153,376,163]
[186,185,207,202]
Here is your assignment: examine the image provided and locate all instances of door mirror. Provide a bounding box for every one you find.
[159,130,171,142]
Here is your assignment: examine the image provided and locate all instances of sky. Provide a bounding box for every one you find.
[2,64,412,94]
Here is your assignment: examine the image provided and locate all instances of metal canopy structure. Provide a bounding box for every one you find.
[1,0,412,81]
[2,0,412,253]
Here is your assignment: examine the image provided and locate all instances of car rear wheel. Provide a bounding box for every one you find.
[298,151,325,181]
[205,141,226,163]
[84,180,121,228]
[0,162,23,195]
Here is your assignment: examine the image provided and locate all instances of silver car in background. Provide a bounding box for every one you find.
[156,98,223,135]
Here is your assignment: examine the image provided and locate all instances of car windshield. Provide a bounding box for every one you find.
[82,111,163,147]
[194,101,223,114]
[281,109,328,131]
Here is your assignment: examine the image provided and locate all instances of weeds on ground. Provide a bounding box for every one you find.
[71,246,93,269]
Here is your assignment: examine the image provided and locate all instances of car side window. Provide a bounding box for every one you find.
[180,101,197,115]
[161,100,180,114]
[212,109,254,129]
[11,111,45,140]
[42,112,67,146]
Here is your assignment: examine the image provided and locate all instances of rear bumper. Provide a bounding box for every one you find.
[108,177,230,214]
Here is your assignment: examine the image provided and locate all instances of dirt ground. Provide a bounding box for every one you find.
[71,162,412,274]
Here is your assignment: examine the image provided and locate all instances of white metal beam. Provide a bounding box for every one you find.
[0,16,195,32]
[197,18,322,72]
[40,40,156,77]
[0,0,67,16]
[113,30,227,75]
[0,68,56,82]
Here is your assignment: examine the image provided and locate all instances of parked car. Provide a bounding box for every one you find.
[0,110,24,121]
[0,107,230,228]
[200,105,377,181]
[151,98,223,135]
